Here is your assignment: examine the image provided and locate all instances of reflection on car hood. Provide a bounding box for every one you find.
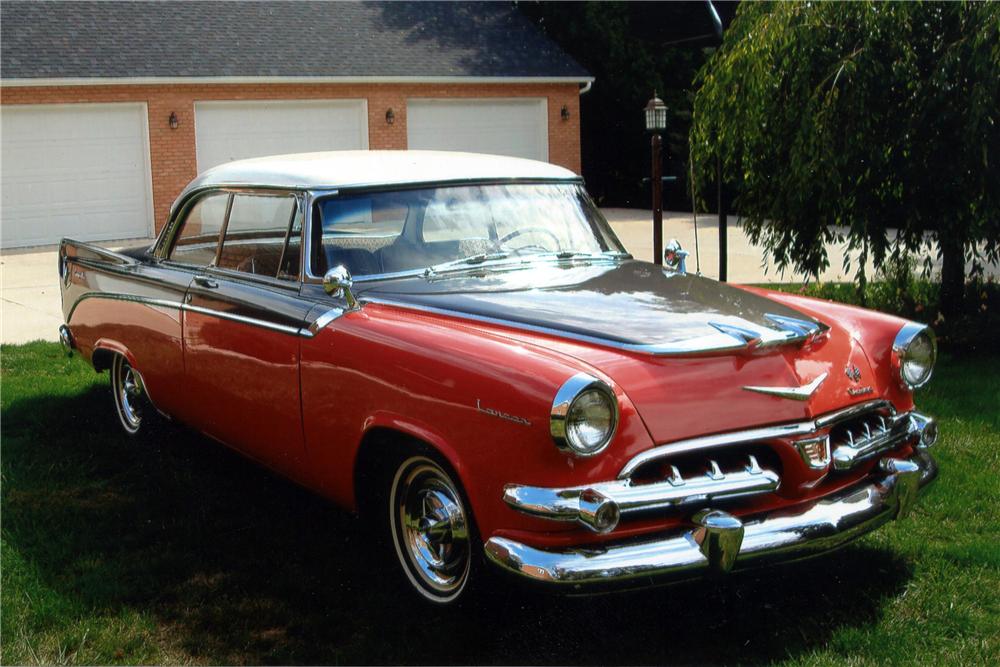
[358,260,825,356]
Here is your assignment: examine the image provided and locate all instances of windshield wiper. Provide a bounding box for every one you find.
[424,251,510,276]
[529,250,631,262]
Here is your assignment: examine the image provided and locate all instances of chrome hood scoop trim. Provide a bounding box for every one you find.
[359,261,827,356]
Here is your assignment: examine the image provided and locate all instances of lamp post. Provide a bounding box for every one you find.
[644,93,668,265]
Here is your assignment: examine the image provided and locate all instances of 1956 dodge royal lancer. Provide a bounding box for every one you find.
[58,151,939,604]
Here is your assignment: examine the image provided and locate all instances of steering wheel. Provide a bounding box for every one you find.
[497,226,562,252]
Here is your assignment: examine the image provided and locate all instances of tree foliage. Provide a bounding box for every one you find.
[691,1,1000,310]
[519,1,735,207]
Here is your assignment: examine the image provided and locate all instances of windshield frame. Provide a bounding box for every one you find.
[302,178,626,284]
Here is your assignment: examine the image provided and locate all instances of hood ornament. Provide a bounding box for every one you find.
[743,372,828,401]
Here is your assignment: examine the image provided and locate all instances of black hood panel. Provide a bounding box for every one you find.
[358,260,821,354]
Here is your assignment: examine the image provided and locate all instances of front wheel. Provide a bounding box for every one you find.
[388,455,478,604]
[110,354,149,436]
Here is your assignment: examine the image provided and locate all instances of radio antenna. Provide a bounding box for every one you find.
[689,145,702,275]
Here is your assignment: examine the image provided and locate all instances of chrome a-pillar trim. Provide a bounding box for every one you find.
[485,449,937,588]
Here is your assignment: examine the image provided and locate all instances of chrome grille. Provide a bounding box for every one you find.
[829,406,912,470]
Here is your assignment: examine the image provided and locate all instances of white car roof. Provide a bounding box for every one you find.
[174,150,580,212]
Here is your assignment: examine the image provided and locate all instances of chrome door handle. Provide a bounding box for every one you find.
[194,276,218,289]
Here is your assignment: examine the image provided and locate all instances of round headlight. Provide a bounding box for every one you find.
[551,373,619,457]
[892,323,937,390]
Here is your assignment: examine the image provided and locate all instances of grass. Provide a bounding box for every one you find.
[1,341,998,665]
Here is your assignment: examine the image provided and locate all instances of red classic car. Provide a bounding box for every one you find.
[58,151,939,604]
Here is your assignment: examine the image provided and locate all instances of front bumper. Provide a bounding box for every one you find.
[485,448,937,588]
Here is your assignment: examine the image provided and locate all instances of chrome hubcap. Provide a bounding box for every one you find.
[114,358,143,431]
[393,460,470,598]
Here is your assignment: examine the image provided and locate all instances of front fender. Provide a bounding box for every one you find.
[298,303,655,539]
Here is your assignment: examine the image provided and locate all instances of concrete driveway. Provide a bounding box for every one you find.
[3,211,996,344]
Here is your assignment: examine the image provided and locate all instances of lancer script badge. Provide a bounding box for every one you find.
[476,399,532,426]
[742,372,828,401]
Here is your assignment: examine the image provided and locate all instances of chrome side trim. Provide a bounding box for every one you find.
[362,297,811,357]
[180,303,304,337]
[619,399,895,479]
[66,291,332,338]
[485,449,937,587]
[503,458,780,530]
[66,292,184,322]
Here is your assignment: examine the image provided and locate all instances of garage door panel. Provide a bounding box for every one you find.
[407,99,548,162]
[195,100,368,172]
[1,104,153,249]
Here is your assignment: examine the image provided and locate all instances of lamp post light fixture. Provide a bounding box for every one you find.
[644,93,667,265]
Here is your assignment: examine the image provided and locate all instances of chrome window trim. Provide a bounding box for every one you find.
[549,372,619,457]
[65,291,338,339]
[158,186,311,262]
[618,399,894,479]
[217,191,304,281]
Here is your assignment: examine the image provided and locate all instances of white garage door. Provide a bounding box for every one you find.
[195,100,368,172]
[407,98,548,162]
[0,103,153,249]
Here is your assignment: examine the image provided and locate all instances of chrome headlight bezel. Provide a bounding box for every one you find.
[550,373,619,457]
[891,322,937,391]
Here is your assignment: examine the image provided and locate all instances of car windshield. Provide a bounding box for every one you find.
[310,182,627,278]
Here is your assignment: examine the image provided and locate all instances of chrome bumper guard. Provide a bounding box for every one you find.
[485,448,937,587]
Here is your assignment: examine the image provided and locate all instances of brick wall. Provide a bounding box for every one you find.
[0,82,581,233]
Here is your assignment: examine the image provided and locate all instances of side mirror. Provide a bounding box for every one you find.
[323,265,358,309]
[663,239,689,274]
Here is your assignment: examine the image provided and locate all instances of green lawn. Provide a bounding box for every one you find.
[2,342,998,665]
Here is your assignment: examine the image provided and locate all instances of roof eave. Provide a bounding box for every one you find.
[0,75,595,88]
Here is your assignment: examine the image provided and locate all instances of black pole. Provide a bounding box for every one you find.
[652,133,663,265]
[706,0,727,281]
[717,155,727,282]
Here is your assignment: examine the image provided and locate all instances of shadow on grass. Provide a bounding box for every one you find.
[2,387,915,665]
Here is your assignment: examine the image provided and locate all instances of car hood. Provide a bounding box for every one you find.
[357,260,825,355]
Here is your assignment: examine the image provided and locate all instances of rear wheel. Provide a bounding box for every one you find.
[388,454,477,604]
[110,354,148,436]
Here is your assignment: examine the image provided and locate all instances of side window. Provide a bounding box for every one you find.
[311,195,408,276]
[169,192,230,266]
[217,193,300,279]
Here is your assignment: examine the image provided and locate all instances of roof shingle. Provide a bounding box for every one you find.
[1,1,590,81]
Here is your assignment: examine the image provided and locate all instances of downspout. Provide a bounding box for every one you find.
[579,80,593,95]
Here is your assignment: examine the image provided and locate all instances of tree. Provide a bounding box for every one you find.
[519,1,737,207]
[690,1,1000,315]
